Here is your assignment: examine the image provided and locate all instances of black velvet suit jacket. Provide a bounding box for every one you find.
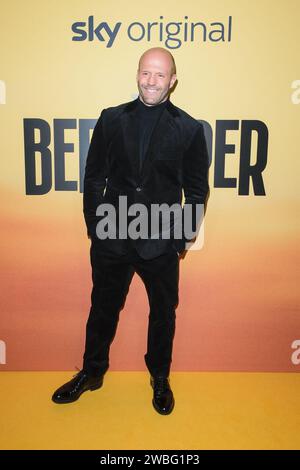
[83,97,209,259]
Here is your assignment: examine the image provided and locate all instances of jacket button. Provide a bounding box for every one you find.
[136,187,142,192]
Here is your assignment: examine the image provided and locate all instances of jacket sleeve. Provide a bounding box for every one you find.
[182,123,209,246]
[83,109,108,238]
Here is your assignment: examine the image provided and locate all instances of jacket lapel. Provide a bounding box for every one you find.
[120,98,179,180]
[120,105,140,180]
[140,105,177,177]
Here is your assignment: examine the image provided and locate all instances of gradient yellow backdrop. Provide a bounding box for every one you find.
[0,0,299,371]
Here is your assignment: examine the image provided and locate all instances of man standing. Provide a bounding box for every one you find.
[52,47,209,414]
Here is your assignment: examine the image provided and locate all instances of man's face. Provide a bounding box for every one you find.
[136,52,177,106]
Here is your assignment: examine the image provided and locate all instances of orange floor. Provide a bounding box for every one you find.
[0,371,299,450]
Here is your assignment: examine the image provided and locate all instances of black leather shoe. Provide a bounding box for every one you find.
[150,376,175,415]
[52,370,103,404]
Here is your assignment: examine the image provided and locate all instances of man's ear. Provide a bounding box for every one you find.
[170,74,177,89]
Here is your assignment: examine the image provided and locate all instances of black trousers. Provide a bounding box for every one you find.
[82,241,179,378]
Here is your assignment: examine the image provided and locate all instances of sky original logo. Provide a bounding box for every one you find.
[71,15,233,49]
[72,18,121,47]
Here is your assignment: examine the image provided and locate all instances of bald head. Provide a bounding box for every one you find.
[136,47,177,106]
[138,47,176,76]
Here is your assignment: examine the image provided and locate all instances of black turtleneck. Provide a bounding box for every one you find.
[136,97,168,170]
